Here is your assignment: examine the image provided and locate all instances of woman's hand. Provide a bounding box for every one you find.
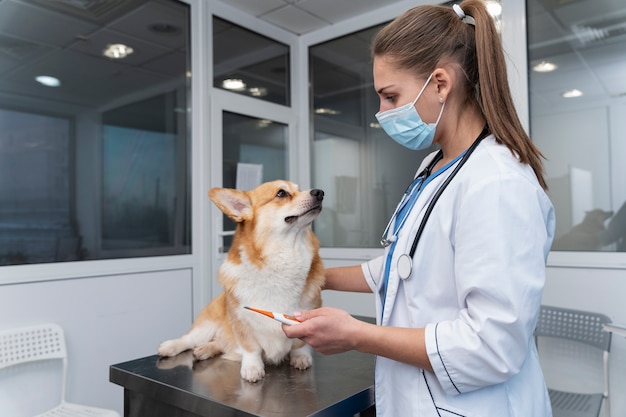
[283,307,432,370]
[282,307,366,355]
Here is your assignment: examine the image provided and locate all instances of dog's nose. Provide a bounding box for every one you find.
[310,189,324,201]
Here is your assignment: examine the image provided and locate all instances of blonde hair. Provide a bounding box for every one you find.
[372,0,547,189]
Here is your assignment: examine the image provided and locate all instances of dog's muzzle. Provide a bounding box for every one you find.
[284,189,325,224]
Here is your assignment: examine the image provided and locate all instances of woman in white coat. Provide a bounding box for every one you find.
[283,1,556,416]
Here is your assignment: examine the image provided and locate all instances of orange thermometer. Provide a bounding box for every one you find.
[244,306,302,325]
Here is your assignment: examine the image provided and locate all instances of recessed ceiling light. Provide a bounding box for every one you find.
[314,107,341,115]
[562,89,583,98]
[485,1,502,18]
[248,87,267,97]
[222,78,246,91]
[257,119,272,128]
[103,43,134,59]
[533,61,558,73]
[35,75,61,87]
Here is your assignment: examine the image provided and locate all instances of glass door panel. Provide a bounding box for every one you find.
[219,111,288,249]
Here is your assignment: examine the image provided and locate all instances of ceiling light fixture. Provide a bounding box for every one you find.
[533,61,558,73]
[485,1,502,18]
[248,87,268,97]
[314,108,341,115]
[222,78,246,91]
[562,89,583,98]
[103,43,134,59]
[35,75,61,87]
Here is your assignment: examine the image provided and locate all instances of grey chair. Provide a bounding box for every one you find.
[0,323,119,417]
[535,305,612,417]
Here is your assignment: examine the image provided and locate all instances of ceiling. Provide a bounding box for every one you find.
[220,0,407,35]
[0,0,624,116]
[527,0,626,112]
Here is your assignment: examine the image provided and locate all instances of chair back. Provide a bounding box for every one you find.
[535,305,612,352]
[0,323,68,369]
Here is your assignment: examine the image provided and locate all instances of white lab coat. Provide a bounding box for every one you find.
[362,135,556,417]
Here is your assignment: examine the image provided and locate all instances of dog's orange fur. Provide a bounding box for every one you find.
[158,180,325,382]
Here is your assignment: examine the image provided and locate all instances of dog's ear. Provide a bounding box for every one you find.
[209,188,252,222]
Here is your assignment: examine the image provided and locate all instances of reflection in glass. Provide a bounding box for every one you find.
[527,0,626,252]
[310,25,437,248]
[0,110,71,264]
[0,0,191,264]
[102,126,178,251]
[101,90,190,256]
[213,17,290,106]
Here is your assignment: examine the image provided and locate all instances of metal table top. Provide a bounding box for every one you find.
[110,328,375,417]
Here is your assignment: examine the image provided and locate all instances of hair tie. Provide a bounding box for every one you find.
[453,4,475,26]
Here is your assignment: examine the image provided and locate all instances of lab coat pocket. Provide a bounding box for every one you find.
[422,371,476,417]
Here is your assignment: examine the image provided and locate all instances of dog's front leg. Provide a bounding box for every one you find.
[240,348,265,382]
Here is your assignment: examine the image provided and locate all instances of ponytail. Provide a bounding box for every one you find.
[460,0,547,189]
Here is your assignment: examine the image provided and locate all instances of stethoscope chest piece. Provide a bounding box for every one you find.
[397,254,412,280]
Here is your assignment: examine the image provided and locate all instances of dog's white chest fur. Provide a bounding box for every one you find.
[224,239,314,311]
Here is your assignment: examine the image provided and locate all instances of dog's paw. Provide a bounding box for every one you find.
[289,343,313,370]
[192,343,221,361]
[289,351,313,370]
[157,339,184,357]
[240,363,266,382]
[240,353,265,382]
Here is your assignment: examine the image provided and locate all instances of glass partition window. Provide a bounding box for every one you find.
[310,24,438,248]
[213,17,290,106]
[527,0,626,252]
[0,0,191,265]
[0,110,72,264]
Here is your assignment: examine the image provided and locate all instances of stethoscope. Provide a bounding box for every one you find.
[381,126,490,282]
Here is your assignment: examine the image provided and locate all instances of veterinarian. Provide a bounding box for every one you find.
[283,1,556,416]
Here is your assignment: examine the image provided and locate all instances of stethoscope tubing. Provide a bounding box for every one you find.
[406,127,488,258]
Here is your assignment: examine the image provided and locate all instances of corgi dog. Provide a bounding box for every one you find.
[158,180,325,382]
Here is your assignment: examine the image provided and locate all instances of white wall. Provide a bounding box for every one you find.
[0,269,193,416]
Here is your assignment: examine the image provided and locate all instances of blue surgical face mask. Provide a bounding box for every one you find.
[375,73,445,150]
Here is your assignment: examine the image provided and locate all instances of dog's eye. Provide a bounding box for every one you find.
[276,189,289,198]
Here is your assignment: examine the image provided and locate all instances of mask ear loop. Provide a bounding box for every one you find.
[411,73,434,106]
[432,75,446,127]
[417,72,445,126]
[433,101,446,126]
